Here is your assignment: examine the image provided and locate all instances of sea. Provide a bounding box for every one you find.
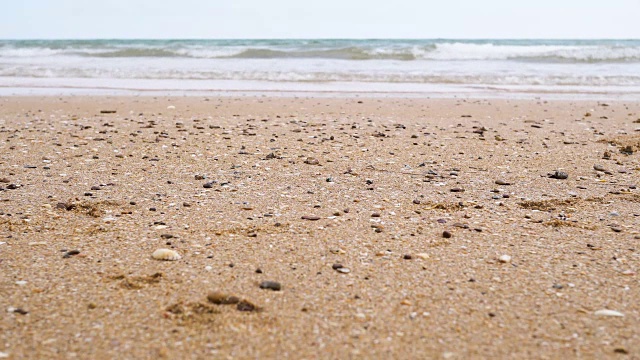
[1,39,639,98]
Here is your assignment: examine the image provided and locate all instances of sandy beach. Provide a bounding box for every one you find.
[1,96,639,359]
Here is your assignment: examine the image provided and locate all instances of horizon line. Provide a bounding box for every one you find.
[1,37,639,41]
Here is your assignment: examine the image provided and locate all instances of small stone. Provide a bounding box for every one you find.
[593,164,606,172]
[207,291,240,305]
[304,157,320,165]
[203,182,214,188]
[549,171,568,179]
[160,234,174,239]
[495,179,511,185]
[236,300,259,312]
[100,110,116,114]
[450,187,465,192]
[62,249,80,258]
[442,231,452,238]
[336,267,351,274]
[498,255,511,263]
[403,254,412,260]
[301,215,320,221]
[90,186,101,191]
[371,213,381,217]
[259,281,282,291]
[412,199,421,205]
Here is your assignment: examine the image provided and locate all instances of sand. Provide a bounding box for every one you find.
[0,96,639,359]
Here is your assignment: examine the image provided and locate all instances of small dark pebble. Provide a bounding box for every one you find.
[332,263,344,270]
[403,254,412,260]
[100,110,116,114]
[149,207,156,211]
[160,234,174,239]
[255,268,263,274]
[63,250,80,258]
[13,308,28,315]
[129,201,136,205]
[259,281,282,291]
[84,192,93,196]
[371,213,380,218]
[236,300,259,312]
[495,180,511,185]
[7,184,19,190]
[412,199,421,205]
[552,284,563,289]
[90,186,101,191]
[614,348,629,355]
[442,231,452,238]
[301,215,321,221]
[203,182,214,188]
[450,187,465,192]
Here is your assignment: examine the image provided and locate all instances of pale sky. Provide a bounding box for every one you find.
[1,0,638,39]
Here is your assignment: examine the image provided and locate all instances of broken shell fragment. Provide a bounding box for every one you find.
[594,309,624,317]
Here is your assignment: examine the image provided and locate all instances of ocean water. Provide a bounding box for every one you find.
[1,39,639,97]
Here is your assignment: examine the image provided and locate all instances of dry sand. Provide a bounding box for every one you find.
[1,96,639,359]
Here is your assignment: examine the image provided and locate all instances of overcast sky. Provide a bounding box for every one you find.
[1,0,638,39]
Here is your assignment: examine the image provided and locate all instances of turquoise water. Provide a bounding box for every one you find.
[1,39,639,96]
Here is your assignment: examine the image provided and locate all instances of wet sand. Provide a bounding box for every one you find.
[1,96,639,359]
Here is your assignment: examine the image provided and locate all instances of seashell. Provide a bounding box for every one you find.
[152,248,181,261]
[594,309,624,317]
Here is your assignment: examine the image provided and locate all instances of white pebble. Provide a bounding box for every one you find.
[337,267,351,273]
[594,309,624,317]
[15,281,27,286]
[0,351,9,358]
[498,255,512,263]
[152,248,181,261]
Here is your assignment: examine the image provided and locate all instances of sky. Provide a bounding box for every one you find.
[1,0,639,39]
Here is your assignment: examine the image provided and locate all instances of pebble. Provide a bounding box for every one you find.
[207,291,240,305]
[151,248,181,261]
[332,263,351,273]
[301,215,320,221]
[450,187,465,192]
[549,171,568,179]
[495,179,511,185]
[498,255,512,263]
[304,157,320,165]
[236,300,259,312]
[203,182,214,188]
[259,281,282,291]
[442,231,452,238]
[593,164,606,172]
[62,250,80,258]
[594,309,624,317]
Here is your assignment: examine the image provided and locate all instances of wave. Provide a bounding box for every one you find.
[1,40,640,62]
[2,65,640,86]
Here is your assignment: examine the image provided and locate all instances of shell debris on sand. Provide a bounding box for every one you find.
[152,249,181,261]
[594,309,624,317]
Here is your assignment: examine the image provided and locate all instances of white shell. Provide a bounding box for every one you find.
[594,309,624,317]
[336,267,351,273]
[152,248,181,261]
[498,255,512,263]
